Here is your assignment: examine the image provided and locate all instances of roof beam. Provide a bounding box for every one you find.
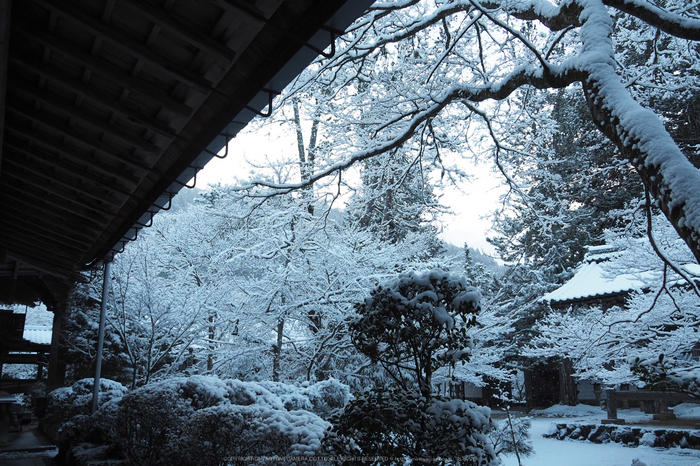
[5,125,141,187]
[3,137,134,197]
[209,0,270,24]
[30,0,215,94]
[0,200,101,242]
[1,175,113,222]
[117,0,237,62]
[0,250,77,282]
[5,103,154,175]
[10,55,178,139]
[2,169,119,216]
[2,156,126,207]
[0,231,84,269]
[12,81,161,154]
[13,26,194,119]
[0,217,89,254]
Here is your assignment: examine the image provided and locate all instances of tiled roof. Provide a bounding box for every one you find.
[541,244,699,304]
[541,261,653,303]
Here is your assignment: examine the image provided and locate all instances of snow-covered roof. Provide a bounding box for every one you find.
[541,261,651,304]
[543,239,699,304]
[23,326,52,345]
[583,244,620,262]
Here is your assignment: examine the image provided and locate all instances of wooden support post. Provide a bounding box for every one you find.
[47,302,65,391]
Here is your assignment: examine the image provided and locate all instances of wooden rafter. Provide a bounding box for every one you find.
[14,26,194,118]
[3,138,134,197]
[12,80,161,153]
[32,0,215,93]
[2,170,118,215]
[2,156,126,207]
[118,0,237,62]
[0,202,100,242]
[5,104,153,175]
[11,55,178,139]
[4,126,141,186]
[0,0,10,178]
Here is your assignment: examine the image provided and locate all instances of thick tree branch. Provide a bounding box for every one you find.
[236,65,582,196]
[603,0,700,40]
[482,0,583,31]
[582,70,700,264]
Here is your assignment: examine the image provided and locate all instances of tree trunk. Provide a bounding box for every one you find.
[207,313,215,372]
[272,318,284,382]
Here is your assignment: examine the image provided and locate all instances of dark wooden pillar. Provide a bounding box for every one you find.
[47,301,65,390]
[559,358,578,406]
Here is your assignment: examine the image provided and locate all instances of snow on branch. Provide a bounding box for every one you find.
[603,0,700,40]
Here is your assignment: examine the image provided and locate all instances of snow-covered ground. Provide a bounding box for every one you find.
[499,404,700,466]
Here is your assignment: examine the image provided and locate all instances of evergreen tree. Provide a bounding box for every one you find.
[489,87,642,280]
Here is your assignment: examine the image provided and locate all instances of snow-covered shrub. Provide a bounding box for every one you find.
[632,354,700,397]
[113,379,195,466]
[224,378,286,408]
[44,378,128,443]
[112,375,330,466]
[182,404,329,466]
[325,387,496,465]
[258,380,314,411]
[352,269,480,397]
[302,378,351,420]
[331,272,494,464]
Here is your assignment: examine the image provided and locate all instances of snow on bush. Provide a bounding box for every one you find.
[184,404,328,465]
[490,416,534,459]
[325,387,496,465]
[632,354,700,397]
[302,378,351,420]
[224,378,286,409]
[352,269,481,398]
[639,432,657,447]
[258,380,314,411]
[332,271,495,464]
[44,378,128,443]
[111,376,333,466]
[530,404,605,418]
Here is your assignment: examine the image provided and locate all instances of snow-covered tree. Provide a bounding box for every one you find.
[489,86,641,279]
[236,0,700,268]
[107,218,222,388]
[327,270,495,465]
[351,269,481,397]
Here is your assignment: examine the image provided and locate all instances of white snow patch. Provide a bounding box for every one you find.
[500,404,700,466]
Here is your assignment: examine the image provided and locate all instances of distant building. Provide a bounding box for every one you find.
[542,244,653,310]
[538,243,699,407]
[0,309,51,386]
